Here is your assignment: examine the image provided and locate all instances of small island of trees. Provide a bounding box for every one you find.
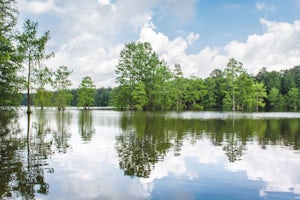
[1,0,299,112]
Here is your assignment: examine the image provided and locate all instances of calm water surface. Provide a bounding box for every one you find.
[1,108,300,200]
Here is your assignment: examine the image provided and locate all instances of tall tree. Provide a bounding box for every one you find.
[173,64,185,111]
[0,0,22,106]
[236,72,254,111]
[115,42,167,110]
[152,64,172,110]
[18,19,53,114]
[77,76,96,109]
[224,58,245,111]
[53,66,72,110]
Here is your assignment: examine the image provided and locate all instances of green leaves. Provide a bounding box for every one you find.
[53,66,73,110]
[77,76,96,109]
[17,19,52,113]
[0,0,22,106]
[115,42,171,110]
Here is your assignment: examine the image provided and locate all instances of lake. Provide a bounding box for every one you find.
[1,108,300,200]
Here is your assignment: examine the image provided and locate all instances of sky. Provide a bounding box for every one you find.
[17,0,300,88]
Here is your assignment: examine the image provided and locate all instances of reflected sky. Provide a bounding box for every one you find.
[1,108,300,200]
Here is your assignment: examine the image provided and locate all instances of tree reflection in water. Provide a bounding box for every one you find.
[54,110,72,153]
[116,112,300,178]
[0,109,73,199]
[79,110,95,141]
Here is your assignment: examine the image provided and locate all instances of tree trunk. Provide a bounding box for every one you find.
[27,58,31,114]
[232,93,235,111]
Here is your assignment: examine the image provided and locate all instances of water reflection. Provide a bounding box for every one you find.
[0,109,75,199]
[116,112,300,178]
[0,109,300,199]
[79,110,95,141]
[55,111,72,153]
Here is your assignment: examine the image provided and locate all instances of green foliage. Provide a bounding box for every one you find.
[287,88,299,111]
[115,42,171,110]
[18,19,53,113]
[173,64,185,111]
[268,87,284,110]
[0,0,22,106]
[53,66,73,110]
[252,83,267,111]
[94,87,112,106]
[55,90,72,110]
[34,88,53,108]
[132,82,148,110]
[236,72,254,111]
[77,76,96,109]
[33,66,53,109]
[184,76,207,110]
[224,58,245,111]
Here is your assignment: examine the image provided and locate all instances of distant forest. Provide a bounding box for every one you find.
[1,0,300,112]
[20,62,300,111]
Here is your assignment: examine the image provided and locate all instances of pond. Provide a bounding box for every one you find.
[1,108,300,200]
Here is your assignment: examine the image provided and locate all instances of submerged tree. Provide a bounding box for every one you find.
[53,66,72,110]
[18,19,53,114]
[77,76,96,109]
[33,66,53,109]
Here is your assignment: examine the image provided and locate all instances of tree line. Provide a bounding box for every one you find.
[1,0,299,112]
[113,42,300,111]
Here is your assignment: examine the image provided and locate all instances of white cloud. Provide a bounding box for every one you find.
[225,143,300,196]
[224,19,300,73]
[163,0,198,21]
[18,1,300,87]
[255,2,275,12]
[140,18,300,78]
[256,2,266,10]
[18,0,63,15]
[186,32,200,45]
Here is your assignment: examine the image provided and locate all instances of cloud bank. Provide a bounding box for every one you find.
[17,0,300,87]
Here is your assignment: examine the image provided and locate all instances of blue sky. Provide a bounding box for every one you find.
[17,0,300,87]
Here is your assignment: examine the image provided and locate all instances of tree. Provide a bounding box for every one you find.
[0,0,22,106]
[281,70,296,96]
[287,88,299,111]
[18,19,53,114]
[152,65,173,110]
[224,58,245,111]
[77,76,96,109]
[184,76,207,110]
[53,66,72,110]
[173,64,185,111]
[115,42,168,110]
[33,66,53,109]
[94,87,112,107]
[268,87,284,111]
[132,82,147,110]
[252,83,267,112]
[236,72,254,111]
